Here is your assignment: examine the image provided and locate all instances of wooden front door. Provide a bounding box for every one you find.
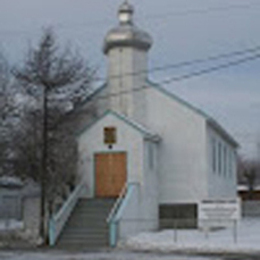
[95,152,127,198]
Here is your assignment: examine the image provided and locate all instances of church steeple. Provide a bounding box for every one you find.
[103,1,152,54]
[103,2,152,124]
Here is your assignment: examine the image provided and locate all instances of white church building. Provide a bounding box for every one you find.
[50,1,239,248]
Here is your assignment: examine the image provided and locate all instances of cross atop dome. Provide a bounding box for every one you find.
[118,1,134,25]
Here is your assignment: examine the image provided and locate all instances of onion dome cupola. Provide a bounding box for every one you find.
[103,1,153,54]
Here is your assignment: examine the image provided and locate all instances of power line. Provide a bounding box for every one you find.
[13,43,260,105]
[160,52,260,85]
[91,44,260,83]
[47,1,260,32]
[141,2,260,21]
[85,51,260,103]
[55,48,260,129]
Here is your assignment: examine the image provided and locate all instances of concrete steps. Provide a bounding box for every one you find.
[56,198,115,249]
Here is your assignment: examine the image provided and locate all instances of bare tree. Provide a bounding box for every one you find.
[0,52,10,126]
[0,52,16,176]
[244,165,256,200]
[238,155,260,200]
[14,28,95,240]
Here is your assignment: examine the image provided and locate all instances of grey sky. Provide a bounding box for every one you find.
[0,0,260,158]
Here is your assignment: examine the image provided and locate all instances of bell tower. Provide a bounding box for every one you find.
[103,1,153,124]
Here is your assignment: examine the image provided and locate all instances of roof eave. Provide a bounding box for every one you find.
[146,79,239,148]
[76,110,161,141]
[207,118,239,148]
[144,134,161,143]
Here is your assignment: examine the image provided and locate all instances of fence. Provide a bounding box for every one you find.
[242,201,260,217]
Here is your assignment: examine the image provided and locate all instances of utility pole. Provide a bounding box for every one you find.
[40,85,48,241]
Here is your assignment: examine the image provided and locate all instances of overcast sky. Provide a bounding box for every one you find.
[0,0,260,158]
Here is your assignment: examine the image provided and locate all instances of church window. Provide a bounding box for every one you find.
[104,127,117,145]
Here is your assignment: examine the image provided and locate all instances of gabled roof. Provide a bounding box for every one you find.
[76,110,161,142]
[147,79,239,148]
[50,83,107,130]
[69,82,107,113]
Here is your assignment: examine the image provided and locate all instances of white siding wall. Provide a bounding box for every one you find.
[146,87,208,204]
[143,141,159,219]
[118,140,159,239]
[107,47,148,125]
[119,182,158,239]
[118,184,142,238]
[207,126,237,199]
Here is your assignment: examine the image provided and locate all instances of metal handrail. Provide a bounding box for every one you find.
[107,182,127,223]
[107,182,140,247]
[49,182,85,245]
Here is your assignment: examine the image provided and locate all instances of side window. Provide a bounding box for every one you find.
[228,150,232,178]
[218,141,222,175]
[223,145,227,177]
[212,137,217,173]
[148,143,154,170]
[232,151,236,178]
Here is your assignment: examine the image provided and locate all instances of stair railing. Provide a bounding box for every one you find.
[107,182,127,224]
[49,181,85,246]
[107,182,139,247]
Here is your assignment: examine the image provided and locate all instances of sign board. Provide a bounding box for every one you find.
[198,199,241,229]
[199,199,240,221]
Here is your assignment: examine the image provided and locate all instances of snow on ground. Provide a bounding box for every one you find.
[0,220,23,231]
[123,218,260,254]
[0,251,222,260]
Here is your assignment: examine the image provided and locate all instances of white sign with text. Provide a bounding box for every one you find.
[198,199,241,228]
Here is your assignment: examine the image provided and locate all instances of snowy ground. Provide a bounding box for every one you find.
[123,218,260,254]
[0,251,241,260]
[0,220,23,231]
[0,219,259,259]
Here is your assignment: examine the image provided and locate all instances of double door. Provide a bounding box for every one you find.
[95,152,127,197]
